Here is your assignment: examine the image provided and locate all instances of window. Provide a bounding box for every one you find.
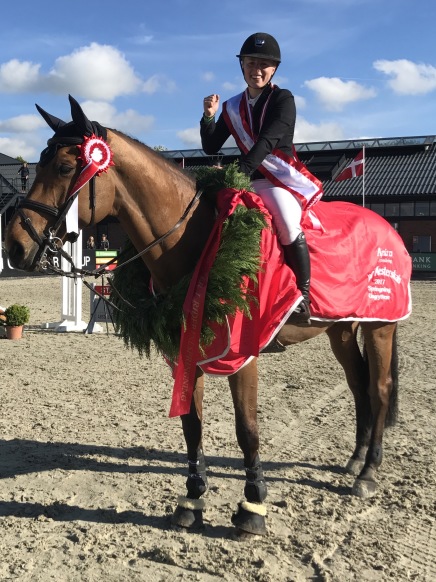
[400,202,414,216]
[431,201,436,217]
[412,235,431,252]
[385,203,400,217]
[415,202,430,216]
[370,203,384,216]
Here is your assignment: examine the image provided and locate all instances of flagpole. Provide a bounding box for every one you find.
[362,145,366,207]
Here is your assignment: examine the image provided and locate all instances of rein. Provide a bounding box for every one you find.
[18,182,204,279]
[17,116,205,313]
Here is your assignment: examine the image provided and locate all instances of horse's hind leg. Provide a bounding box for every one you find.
[228,358,268,536]
[172,367,208,529]
[326,322,372,476]
[352,321,398,498]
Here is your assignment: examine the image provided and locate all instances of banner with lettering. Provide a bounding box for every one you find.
[302,201,412,321]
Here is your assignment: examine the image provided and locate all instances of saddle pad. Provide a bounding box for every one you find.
[169,190,412,416]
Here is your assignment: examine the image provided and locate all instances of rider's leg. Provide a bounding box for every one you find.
[282,233,311,324]
[251,180,311,325]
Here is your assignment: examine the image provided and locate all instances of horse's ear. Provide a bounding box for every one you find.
[68,94,93,136]
[35,103,67,132]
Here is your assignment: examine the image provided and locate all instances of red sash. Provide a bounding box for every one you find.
[222,89,323,210]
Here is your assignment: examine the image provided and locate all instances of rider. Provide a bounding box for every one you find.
[200,32,323,325]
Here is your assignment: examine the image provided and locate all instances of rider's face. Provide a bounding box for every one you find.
[242,57,277,95]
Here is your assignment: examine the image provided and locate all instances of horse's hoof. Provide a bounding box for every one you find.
[231,501,267,536]
[231,528,262,542]
[345,458,364,476]
[352,478,378,498]
[171,496,205,529]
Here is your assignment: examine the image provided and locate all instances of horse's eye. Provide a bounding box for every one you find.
[59,164,74,176]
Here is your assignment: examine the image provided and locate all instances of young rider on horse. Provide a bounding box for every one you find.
[201,32,323,325]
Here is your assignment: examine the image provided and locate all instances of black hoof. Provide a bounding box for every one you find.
[171,505,204,529]
[231,502,267,536]
[352,477,378,498]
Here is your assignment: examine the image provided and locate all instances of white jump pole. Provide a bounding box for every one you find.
[57,232,88,332]
[42,232,87,332]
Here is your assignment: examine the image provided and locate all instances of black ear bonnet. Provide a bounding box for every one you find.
[36,95,107,166]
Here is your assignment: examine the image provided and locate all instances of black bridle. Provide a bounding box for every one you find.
[18,170,204,280]
[17,174,97,274]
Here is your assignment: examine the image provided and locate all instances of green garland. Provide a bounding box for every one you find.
[110,163,267,360]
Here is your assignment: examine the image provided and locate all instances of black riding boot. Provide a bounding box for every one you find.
[283,232,311,325]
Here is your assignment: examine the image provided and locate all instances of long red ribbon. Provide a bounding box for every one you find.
[169,209,226,417]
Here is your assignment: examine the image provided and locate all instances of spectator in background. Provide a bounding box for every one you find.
[100,234,110,250]
[17,162,30,193]
[86,236,96,249]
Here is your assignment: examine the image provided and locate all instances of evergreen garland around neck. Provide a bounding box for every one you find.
[110,163,268,361]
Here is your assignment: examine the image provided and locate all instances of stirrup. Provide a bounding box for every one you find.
[289,299,311,326]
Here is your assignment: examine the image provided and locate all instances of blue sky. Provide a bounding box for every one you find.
[1,0,436,161]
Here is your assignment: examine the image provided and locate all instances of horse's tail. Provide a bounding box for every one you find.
[362,324,399,428]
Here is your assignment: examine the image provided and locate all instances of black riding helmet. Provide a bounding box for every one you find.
[237,32,281,64]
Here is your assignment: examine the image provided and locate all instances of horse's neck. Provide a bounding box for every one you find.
[109,131,212,290]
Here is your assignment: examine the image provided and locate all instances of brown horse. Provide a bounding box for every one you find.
[5,96,402,536]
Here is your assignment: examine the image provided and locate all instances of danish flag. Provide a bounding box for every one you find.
[335,149,365,181]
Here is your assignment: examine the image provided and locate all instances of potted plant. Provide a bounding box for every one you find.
[0,304,30,340]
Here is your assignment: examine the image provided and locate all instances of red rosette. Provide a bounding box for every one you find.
[78,134,114,175]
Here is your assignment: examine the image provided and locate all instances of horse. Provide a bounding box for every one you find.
[5,96,409,536]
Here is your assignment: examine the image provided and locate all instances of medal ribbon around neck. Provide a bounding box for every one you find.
[69,134,114,199]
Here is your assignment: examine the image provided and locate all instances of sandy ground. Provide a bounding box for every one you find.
[0,275,435,581]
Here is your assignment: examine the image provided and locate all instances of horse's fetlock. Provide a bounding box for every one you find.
[186,474,208,498]
[186,454,208,497]
[244,461,267,502]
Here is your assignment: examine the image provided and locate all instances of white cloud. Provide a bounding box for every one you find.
[273,74,288,86]
[79,100,154,135]
[304,77,376,111]
[142,74,176,94]
[222,81,238,91]
[0,59,40,92]
[177,127,201,147]
[202,72,215,82]
[47,43,141,100]
[294,116,345,143]
[0,43,178,102]
[294,94,307,110]
[0,114,45,133]
[0,136,38,160]
[373,59,436,95]
[130,35,154,46]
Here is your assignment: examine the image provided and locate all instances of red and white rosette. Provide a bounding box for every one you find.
[78,134,114,175]
[68,134,115,200]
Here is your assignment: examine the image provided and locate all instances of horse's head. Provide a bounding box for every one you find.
[5,95,115,271]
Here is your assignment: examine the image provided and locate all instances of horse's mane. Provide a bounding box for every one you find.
[110,128,196,188]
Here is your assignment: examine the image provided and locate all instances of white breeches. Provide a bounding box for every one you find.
[251,179,303,245]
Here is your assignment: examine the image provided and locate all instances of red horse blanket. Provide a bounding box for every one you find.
[169,188,412,416]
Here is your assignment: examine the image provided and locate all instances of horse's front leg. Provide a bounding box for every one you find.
[228,358,268,536]
[171,367,208,529]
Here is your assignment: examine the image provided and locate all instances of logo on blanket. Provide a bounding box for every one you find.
[367,247,404,302]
